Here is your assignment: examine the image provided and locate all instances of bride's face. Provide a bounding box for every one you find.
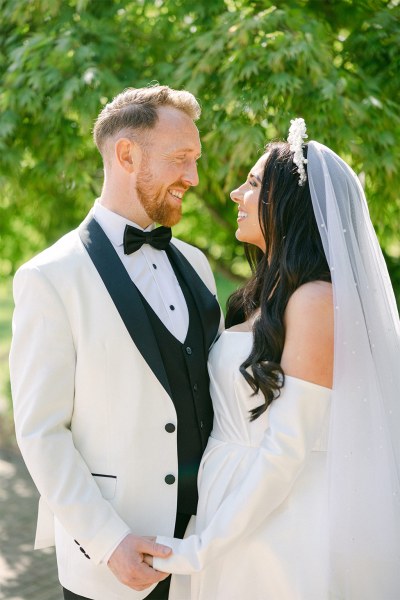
[230,153,267,252]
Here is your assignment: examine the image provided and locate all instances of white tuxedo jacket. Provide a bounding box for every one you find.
[9,214,221,600]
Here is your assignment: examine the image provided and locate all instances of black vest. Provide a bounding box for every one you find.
[138,248,213,515]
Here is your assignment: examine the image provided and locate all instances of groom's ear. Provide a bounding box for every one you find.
[114,137,142,174]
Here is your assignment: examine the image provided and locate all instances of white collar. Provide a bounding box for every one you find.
[93,200,155,247]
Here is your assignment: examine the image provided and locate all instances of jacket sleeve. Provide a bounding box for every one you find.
[9,265,130,564]
[153,377,331,574]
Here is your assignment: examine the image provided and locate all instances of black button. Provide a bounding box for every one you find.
[169,305,175,311]
[193,383,198,392]
[165,423,176,433]
[186,346,192,355]
[165,474,175,485]
[153,263,157,269]
[200,420,204,429]
[75,539,90,559]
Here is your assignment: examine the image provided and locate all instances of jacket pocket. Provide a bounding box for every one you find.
[91,473,117,499]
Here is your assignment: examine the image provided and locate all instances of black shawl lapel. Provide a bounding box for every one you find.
[167,243,221,351]
[78,215,172,397]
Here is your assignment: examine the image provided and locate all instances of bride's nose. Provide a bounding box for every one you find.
[230,186,243,203]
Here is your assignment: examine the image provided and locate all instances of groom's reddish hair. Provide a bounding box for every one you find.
[93,84,201,157]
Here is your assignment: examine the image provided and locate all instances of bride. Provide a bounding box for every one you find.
[148,120,400,599]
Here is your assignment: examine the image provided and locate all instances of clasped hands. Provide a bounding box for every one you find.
[108,533,171,591]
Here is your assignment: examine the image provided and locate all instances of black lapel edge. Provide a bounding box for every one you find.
[78,215,172,397]
[167,243,221,349]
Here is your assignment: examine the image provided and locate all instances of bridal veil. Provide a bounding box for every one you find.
[307,141,400,598]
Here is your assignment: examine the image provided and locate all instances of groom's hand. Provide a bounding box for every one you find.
[108,533,171,591]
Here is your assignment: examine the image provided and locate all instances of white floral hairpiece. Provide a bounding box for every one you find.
[287,118,308,186]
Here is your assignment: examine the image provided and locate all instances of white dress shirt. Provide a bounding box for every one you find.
[93,201,189,343]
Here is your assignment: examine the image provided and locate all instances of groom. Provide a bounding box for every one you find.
[10,85,222,599]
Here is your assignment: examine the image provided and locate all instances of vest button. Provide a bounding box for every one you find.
[165,423,176,433]
[193,383,198,392]
[165,474,176,485]
[185,346,192,355]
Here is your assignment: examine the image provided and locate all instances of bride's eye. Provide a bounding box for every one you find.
[249,179,258,188]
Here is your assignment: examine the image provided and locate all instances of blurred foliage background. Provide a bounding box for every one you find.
[1,0,400,413]
[1,0,400,283]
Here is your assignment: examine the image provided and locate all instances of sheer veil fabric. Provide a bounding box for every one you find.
[307,141,400,598]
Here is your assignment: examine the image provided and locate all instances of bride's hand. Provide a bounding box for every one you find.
[143,554,153,567]
[141,536,156,567]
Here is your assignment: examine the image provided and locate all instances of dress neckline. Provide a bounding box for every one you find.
[218,333,332,392]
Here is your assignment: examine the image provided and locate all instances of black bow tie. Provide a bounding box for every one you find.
[123,225,172,255]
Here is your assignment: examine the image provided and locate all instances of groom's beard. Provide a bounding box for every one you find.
[136,161,184,228]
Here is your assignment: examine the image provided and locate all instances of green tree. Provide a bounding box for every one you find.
[1,0,399,301]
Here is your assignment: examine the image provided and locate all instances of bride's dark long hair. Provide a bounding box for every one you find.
[225,142,331,420]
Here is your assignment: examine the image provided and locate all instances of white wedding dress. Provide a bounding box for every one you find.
[154,330,332,600]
